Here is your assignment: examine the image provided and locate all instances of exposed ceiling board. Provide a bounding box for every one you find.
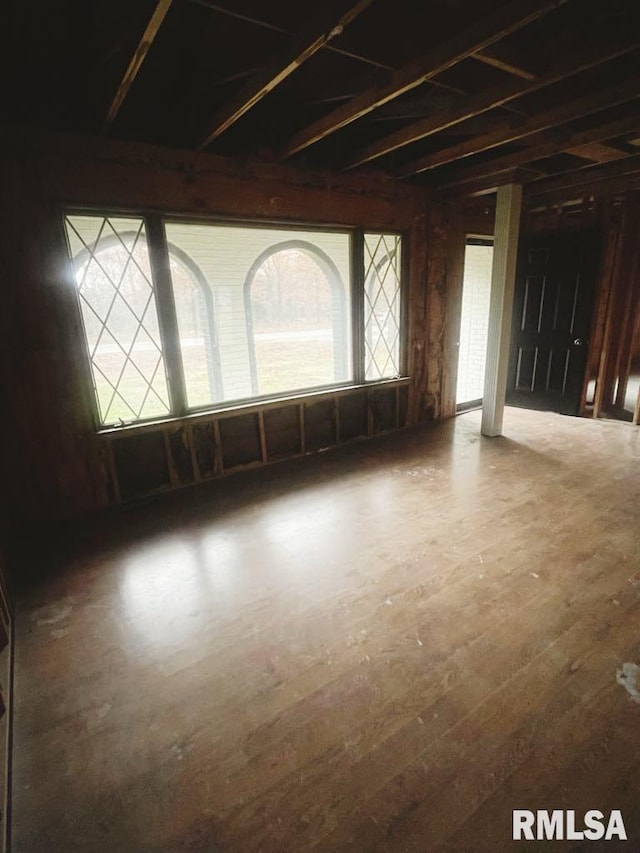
[395,71,640,177]
[282,0,573,158]
[566,142,629,162]
[5,0,640,201]
[525,151,640,198]
[328,0,507,70]
[198,0,377,148]
[101,0,175,133]
[473,45,538,81]
[344,29,640,169]
[182,0,311,34]
[433,112,640,190]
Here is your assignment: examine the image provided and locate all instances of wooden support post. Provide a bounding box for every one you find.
[258,411,268,463]
[593,193,640,417]
[163,430,179,487]
[298,404,306,454]
[187,425,201,482]
[213,420,224,476]
[481,183,522,437]
[106,439,121,504]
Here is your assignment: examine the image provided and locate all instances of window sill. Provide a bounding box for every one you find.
[96,377,410,437]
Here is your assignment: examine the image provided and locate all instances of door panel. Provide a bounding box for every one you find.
[506,231,599,415]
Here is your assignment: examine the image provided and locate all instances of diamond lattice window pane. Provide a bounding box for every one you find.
[364,233,402,381]
[64,215,170,426]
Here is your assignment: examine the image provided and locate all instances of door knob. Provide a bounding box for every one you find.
[573,338,585,346]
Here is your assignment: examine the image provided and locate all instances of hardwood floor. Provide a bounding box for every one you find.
[12,408,640,852]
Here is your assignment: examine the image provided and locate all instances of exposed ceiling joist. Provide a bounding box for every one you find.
[102,0,174,134]
[438,113,640,191]
[443,166,543,197]
[397,72,640,177]
[566,142,628,162]
[526,173,640,205]
[280,0,569,157]
[347,31,640,168]
[199,0,376,148]
[183,0,286,33]
[526,152,640,198]
[185,0,394,71]
[472,45,537,81]
[12,0,640,205]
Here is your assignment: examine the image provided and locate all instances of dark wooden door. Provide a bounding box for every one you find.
[506,231,599,416]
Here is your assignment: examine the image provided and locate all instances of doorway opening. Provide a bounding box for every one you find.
[456,238,494,412]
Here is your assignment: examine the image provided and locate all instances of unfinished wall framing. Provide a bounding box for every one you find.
[5,126,637,535]
[100,382,409,504]
[0,128,437,528]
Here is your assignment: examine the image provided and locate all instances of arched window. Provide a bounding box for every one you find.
[65,215,404,427]
[244,240,349,396]
[168,247,223,407]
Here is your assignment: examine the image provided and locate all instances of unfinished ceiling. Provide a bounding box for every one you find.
[5,0,640,202]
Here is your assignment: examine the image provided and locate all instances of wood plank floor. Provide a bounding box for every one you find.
[12,408,640,853]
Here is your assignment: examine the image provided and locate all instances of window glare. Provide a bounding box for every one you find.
[164,224,352,408]
[63,214,404,429]
[64,215,170,426]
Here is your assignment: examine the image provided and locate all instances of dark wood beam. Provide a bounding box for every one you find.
[566,142,628,163]
[397,73,640,178]
[472,45,537,81]
[525,152,640,199]
[186,0,506,101]
[444,166,541,197]
[438,113,640,192]
[347,31,640,169]
[185,0,394,72]
[199,0,375,148]
[527,173,640,206]
[183,0,286,33]
[102,0,174,134]
[281,0,569,158]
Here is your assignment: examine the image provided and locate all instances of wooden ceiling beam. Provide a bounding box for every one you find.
[443,166,543,197]
[280,0,569,158]
[438,113,640,191]
[565,142,628,163]
[525,152,640,198]
[183,0,286,33]
[525,173,640,207]
[102,0,174,134]
[397,73,640,178]
[198,0,376,148]
[472,46,537,81]
[450,158,640,203]
[347,31,640,169]
[185,0,394,72]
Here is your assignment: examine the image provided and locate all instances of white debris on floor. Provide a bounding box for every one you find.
[616,662,640,704]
